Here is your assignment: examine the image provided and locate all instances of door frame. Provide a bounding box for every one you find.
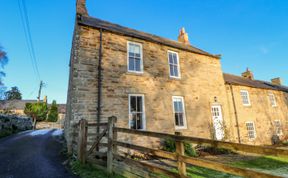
[210,104,225,140]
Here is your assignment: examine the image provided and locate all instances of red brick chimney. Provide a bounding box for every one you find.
[178,27,190,45]
[241,68,254,80]
[76,0,88,16]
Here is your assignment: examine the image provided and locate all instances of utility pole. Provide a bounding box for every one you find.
[37,81,44,102]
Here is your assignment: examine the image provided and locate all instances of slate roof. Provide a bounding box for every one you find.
[223,73,288,93]
[78,16,219,59]
[0,100,66,113]
[0,100,39,110]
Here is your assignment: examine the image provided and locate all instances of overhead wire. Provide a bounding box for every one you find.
[17,0,41,81]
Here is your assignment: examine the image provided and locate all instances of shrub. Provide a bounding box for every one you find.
[196,145,234,155]
[162,138,198,157]
[47,100,58,122]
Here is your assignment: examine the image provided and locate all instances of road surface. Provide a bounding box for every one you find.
[0,129,78,178]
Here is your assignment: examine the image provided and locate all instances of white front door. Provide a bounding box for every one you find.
[211,105,225,140]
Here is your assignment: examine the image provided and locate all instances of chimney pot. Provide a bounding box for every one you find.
[178,27,190,45]
[271,77,282,85]
[241,68,254,80]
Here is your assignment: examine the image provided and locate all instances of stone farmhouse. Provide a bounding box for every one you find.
[65,0,288,150]
[224,71,288,145]
[0,99,66,128]
[0,100,39,115]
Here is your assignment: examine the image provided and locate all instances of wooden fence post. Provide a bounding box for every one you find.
[107,116,117,174]
[77,119,88,164]
[175,132,186,177]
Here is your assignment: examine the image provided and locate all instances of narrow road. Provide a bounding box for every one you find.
[0,129,78,178]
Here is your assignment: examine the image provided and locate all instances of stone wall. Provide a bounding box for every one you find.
[225,85,288,145]
[0,114,33,134]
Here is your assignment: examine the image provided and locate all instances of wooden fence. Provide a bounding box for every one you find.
[75,116,288,178]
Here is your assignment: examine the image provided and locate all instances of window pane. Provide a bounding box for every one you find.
[129,44,134,53]
[131,114,137,129]
[136,96,142,112]
[174,101,179,112]
[130,96,136,112]
[178,113,184,126]
[173,66,179,77]
[175,113,179,126]
[129,52,134,58]
[136,113,142,129]
[178,101,183,112]
[173,53,177,64]
[129,57,135,71]
[169,53,173,64]
[135,59,141,71]
[134,45,140,54]
[169,64,174,76]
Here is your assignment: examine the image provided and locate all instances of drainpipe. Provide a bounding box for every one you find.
[230,84,241,143]
[96,29,103,151]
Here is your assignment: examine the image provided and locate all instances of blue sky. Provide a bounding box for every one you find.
[0,0,287,103]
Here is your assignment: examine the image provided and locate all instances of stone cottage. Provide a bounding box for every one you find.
[65,0,287,151]
[224,69,288,145]
[65,0,234,150]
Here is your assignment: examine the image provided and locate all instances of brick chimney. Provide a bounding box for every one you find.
[178,27,190,45]
[76,0,88,16]
[271,77,282,85]
[241,68,254,80]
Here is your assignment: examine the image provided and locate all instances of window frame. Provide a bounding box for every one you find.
[127,41,144,74]
[274,120,283,136]
[172,96,187,129]
[128,94,146,130]
[245,121,256,140]
[167,50,181,79]
[240,90,251,106]
[268,93,277,107]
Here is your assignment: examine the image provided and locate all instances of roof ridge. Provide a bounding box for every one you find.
[223,73,288,92]
[78,16,219,58]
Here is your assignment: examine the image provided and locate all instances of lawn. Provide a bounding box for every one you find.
[70,160,125,178]
[69,156,288,178]
[233,156,288,177]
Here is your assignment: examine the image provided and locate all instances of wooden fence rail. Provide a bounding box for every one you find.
[76,117,288,178]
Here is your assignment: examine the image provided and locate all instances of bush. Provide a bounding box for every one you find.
[197,145,234,155]
[162,138,198,157]
[47,100,58,122]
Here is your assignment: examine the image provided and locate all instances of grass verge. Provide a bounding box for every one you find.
[70,160,125,178]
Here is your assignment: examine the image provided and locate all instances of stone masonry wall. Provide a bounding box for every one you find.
[225,84,288,145]
[0,114,33,134]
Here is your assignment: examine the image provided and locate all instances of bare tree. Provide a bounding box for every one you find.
[0,46,8,99]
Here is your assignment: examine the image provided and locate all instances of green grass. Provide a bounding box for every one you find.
[186,166,239,178]
[69,156,288,178]
[233,156,288,171]
[70,160,125,178]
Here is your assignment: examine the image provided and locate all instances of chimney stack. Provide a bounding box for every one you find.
[271,77,282,85]
[43,96,48,103]
[76,0,88,16]
[241,68,254,80]
[178,27,190,45]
